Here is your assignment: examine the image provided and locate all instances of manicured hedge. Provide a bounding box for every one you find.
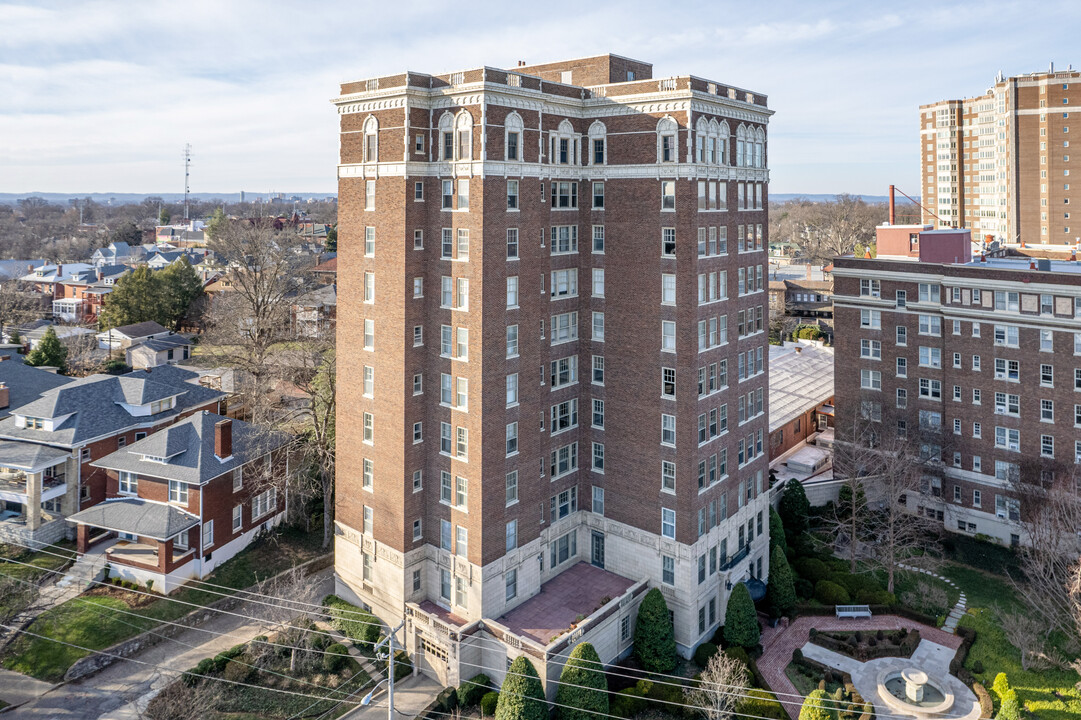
[323,595,382,650]
[459,674,492,708]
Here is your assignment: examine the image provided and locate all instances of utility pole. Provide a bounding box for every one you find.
[183,144,192,221]
[361,620,406,720]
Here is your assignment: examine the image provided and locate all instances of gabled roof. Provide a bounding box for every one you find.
[0,366,225,447]
[296,284,336,307]
[92,411,290,485]
[102,321,169,340]
[66,497,199,540]
[311,256,337,274]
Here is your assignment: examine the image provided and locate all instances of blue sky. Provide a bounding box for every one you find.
[1,0,1079,196]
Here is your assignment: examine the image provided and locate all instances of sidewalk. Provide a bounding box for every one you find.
[340,673,443,720]
[0,668,55,707]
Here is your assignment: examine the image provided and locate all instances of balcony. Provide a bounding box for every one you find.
[107,540,194,570]
[0,471,66,504]
[719,544,751,572]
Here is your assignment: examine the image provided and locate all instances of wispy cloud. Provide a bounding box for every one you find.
[0,0,1078,194]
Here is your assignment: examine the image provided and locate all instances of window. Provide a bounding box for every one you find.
[551,398,579,434]
[918,346,941,368]
[550,268,578,298]
[592,441,604,470]
[592,182,604,209]
[592,312,604,341]
[860,309,881,329]
[552,312,578,344]
[919,378,942,399]
[995,426,1020,452]
[551,225,578,254]
[661,321,676,352]
[655,462,674,495]
[860,339,881,359]
[918,283,940,303]
[661,414,676,446]
[860,279,881,297]
[505,519,518,552]
[362,412,373,442]
[252,488,277,519]
[413,326,423,347]
[662,367,676,398]
[507,276,519,308]
[550,443,578,479]
[507,180,519,210]
[202,520,214,549]
[896,357,907,377]
[232,505,243,532]
[592,225,605,253]
[506,374,518,406]
[661,273,676,305]
[551,181,578,208]
[1041,364,1054,386]
[505,568,518,601]
[507,228,519,259]
[896,325,907,345]
[118,471,137,494]
[169,480,188,504]
[661,228,676,257]
[592,268,605,298]
[362,459,373,490]
[413,422,423,443]
[504,471,519,506]
[662,555,675,585]
[549,530,577,568]
[994,358,1020,381]
[592,486,605,515]
[860,369,882,390]
[661,508,676,539]
[661,182,675,210]
[918,315,941,336]
[364,180,375,210]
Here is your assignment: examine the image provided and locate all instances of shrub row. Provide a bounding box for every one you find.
[322,594,382,651]
[459,673,491,708]
[809,628,920,661]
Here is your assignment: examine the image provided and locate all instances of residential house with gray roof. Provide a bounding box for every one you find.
[68,412,289,591]
[0,366,225,547]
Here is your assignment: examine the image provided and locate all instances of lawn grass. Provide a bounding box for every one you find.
[1,527,326,682]
[942,563,1081,720]
[0,540,77,619]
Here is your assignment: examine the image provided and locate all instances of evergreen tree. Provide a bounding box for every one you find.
[996,689,1021,720]
[555,642,607,720]
[99,266,164,330]
[158,256,204,329]
[722,582,760,650]
[159,206,171,225]
[325,226,337,252]
[25,327,67,373]
[798,690,835,720]
[633,587,677,673]
[765,544,797,618]
[768,506,786,555]
[205,208,227,240]
[779,479,811,537]
[495,656,547,720]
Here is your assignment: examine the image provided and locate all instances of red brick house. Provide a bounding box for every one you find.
[68,412,290,592]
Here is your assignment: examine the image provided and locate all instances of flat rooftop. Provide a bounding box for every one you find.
[961,256,1081,274]
[497,562,634,646]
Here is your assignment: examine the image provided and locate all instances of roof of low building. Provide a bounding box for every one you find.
[769,342,835,433]
[67,497,199,540]
[296,284,336,307]
[91,410,290,485]
[101,321,169,340]
[133,335,192,352]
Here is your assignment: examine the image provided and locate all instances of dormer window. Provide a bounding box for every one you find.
[25,417,45,430]
[143,455,167,463]
[150,397,175,414]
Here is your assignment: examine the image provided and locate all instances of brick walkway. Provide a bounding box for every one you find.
[758,615,962,719]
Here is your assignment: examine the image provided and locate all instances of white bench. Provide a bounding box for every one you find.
[835,604,872,619]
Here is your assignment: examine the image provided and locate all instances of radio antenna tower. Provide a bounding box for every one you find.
[183,144,192,221]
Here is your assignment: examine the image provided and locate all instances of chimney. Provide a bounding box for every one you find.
[888,185,896,225]
[0,382,8,410]
[805,264,811,280]
[56,263,62,278]
[214,418,233,459]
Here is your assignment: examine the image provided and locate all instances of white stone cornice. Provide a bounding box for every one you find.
[338,160,768,182]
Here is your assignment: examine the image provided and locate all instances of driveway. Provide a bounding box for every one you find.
[5,568,334,719]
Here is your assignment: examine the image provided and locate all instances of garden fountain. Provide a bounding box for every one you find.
[878,666,954,717]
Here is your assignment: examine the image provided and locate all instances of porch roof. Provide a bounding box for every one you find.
[0,440,70,472]
[67,497,198,541]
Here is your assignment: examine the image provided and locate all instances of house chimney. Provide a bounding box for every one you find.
[214,418,233,459]
[0,382,8,410]
[888,184,896,225]
[56,263,62,278]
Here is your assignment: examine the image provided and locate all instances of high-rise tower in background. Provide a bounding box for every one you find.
[920,66,1080,243]
[331,55,772,690]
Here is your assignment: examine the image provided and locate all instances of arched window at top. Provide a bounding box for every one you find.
[657,116,678,163]
[505,112,524,161]
[754,127,766,168]
[695,117,709,163]
[438,112,455,161]
[718,121,730,165]
[736,124,748,167]
[363,116,379,163]
[455,111,474,161]
[588,121,607,165]
[550,119,578,165]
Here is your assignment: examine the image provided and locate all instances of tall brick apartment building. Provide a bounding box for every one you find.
[332,54,772,688]
[921,66,1080,243]
[834,223,1081,546]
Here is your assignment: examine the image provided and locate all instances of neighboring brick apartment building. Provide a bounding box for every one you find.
[921,65,1081,243]
[332,54,772,689]
[834,222,1081,546]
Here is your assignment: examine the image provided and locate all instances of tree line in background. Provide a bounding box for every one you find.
[768,194,923,265]
[0,196,337,261]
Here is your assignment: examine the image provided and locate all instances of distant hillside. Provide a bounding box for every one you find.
[0,192,337,206]
[771,193,920,204]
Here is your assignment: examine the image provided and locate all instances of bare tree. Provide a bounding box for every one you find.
[684,651,749,720]
[203,219,316,428]
[286,348,336,548]
[252,565,323,672]
[999,609,1057,671]
[1008,461,1081,640]
[831,401,943,589]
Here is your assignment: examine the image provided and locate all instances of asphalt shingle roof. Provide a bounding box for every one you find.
[67,497,198,540]
[136,336,191,352]
[0,360,74,419]
[0,366,224,447]
[107,321,169,340]
[0,441,70,471]
[92,411,290,485]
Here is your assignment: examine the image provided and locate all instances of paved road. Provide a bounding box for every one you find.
[6,569,334,719]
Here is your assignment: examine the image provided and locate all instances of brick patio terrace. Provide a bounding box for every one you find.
[498,562,634,645]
